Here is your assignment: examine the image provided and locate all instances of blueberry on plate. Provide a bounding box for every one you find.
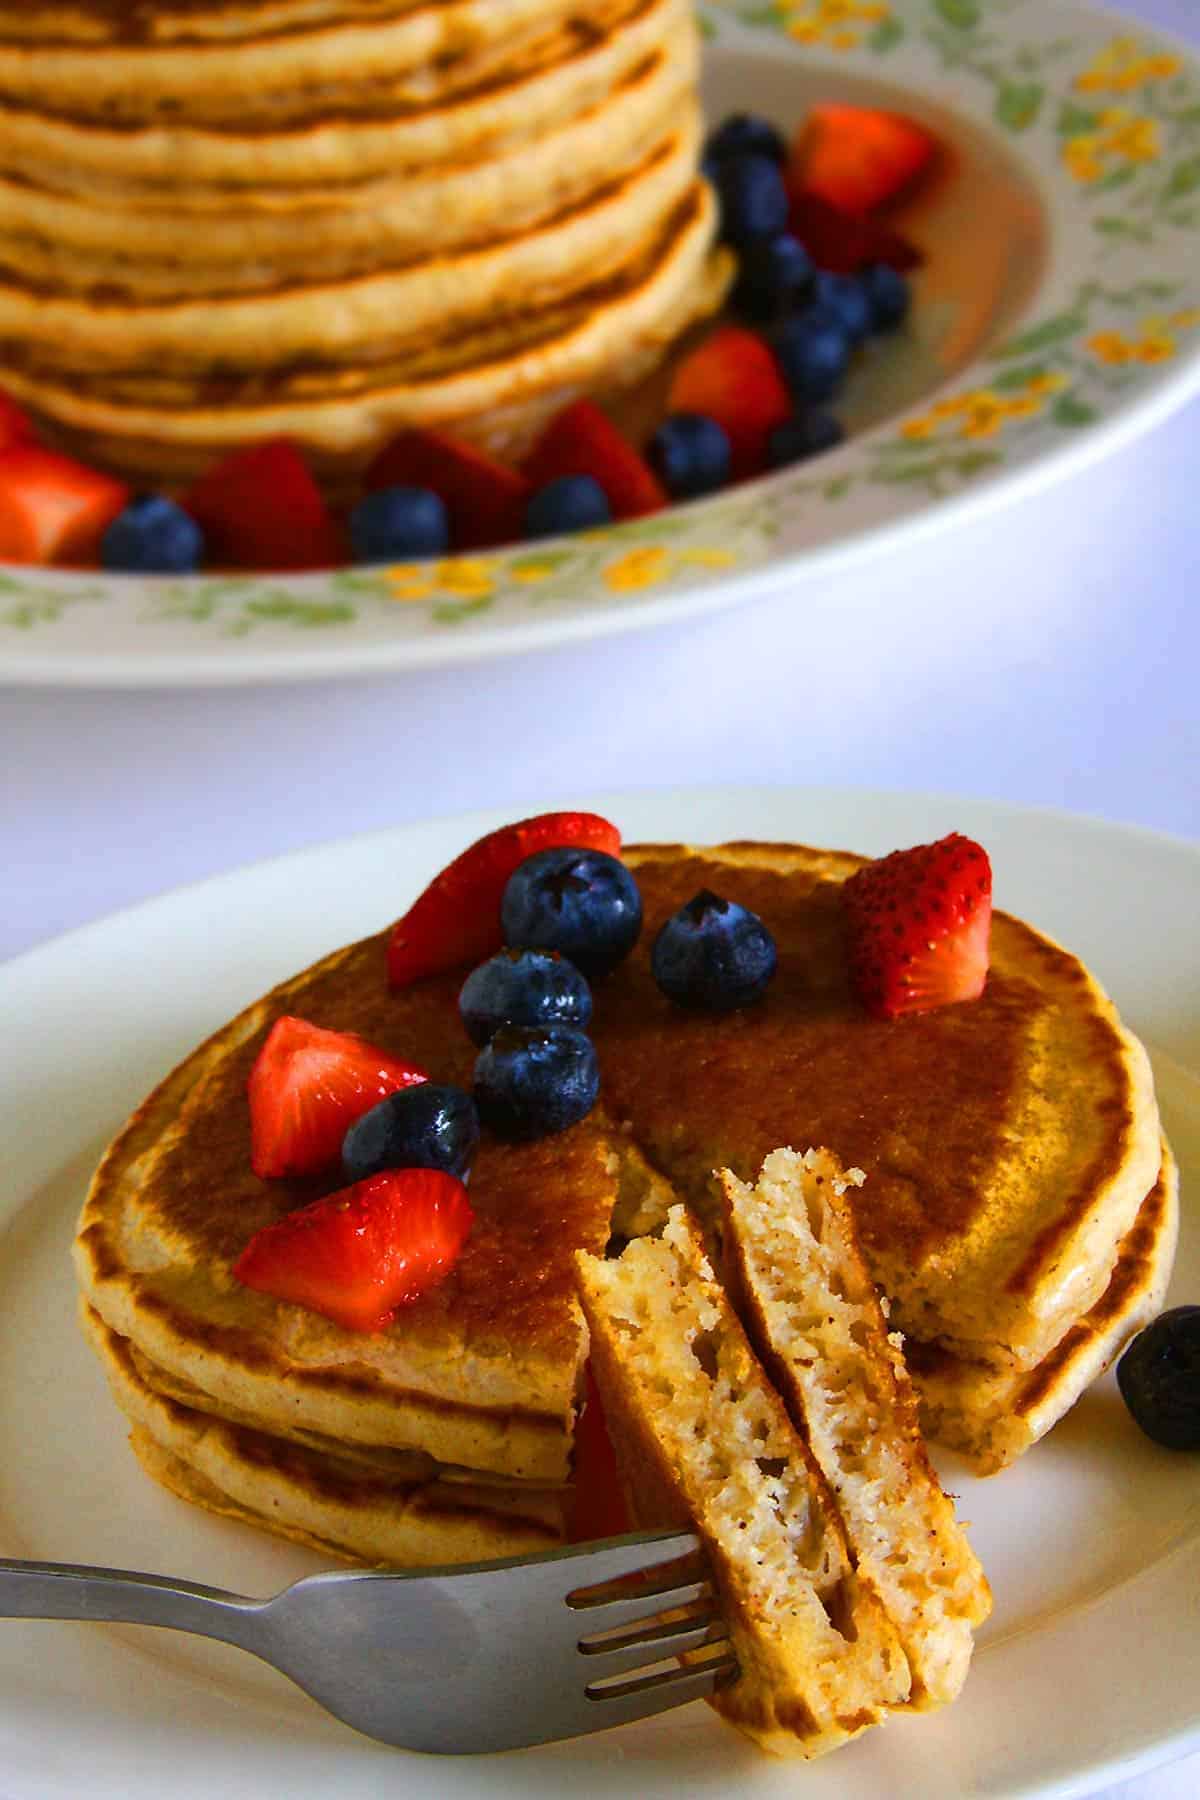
[342,1083,480,1183]
[502,846,642,979]
[458,947,593,1047]
[652,889,778,1012]
[713,154,790,250]
[102,495,205,574]
[772,305,853,404]
[813,271,873,347]
[525,475,612,540]
[473,1024,600,1140]
[731,233,816,324]
[767,411,846,469]
[860,262,912,333]
[649,413,731,500]
[350,486,449,562]
[704,113,788,167]
[1116,1306,1200,1450]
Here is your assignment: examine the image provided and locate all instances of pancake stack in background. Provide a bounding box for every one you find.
[0,0,731,489]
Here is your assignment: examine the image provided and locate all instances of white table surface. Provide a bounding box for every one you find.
[3,0,1197,1791]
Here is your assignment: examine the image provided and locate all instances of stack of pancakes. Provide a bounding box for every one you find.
[74,838,1174,1573]
[0,0,730,488]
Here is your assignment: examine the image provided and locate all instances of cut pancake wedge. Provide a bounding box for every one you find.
[576,1208,912,1758]
[719,1148,991,1708]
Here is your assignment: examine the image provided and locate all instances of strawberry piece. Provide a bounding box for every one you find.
[387,810,622,988]
[0,391,36,453]
[523,401,666,520]
[0,446,128,566]
[248,1015,428,1180]
[786,190,923,276]
[233,1168,473,1333]
[365,429,529,551]
[793,105,937,217]
[183,440,344,571]
[568,1362,632,1542]
[842,834,992,1020]
[666,326,792,479]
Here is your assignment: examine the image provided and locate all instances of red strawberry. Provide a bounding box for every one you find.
[842,833,992,1020]
[387,810,621,988]
[183,440,344,571]
[666,327,792,479]
[523,401,666,520]
[786,190,924,276]
[0,446,128,566]
[233,1168,473,1333]
[0,392,36,453]
[793,105,937,217]
[248,1015,428,1179]
[365,429,529,551]
[567,1362,632,1542]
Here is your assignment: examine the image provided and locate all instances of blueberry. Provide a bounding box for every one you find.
[772,305,853,404]
[704,113,787,167]
[860,262,912,333]
[1116,1306,1200,1451]
[101,495,204,574]
[341,1083,479,1183]
[458,947,593,1047]
[350,487,448,563]
[713,154,790,250]
[648,413,731,500]
[814,271,873,347]
[525,475,612,540]
[651,889,777,1012]
[473,1024,600,1141]
[501,847,642,979]
[731,233,816,323]
[767,411,846,469]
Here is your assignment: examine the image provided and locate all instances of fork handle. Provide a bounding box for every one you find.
[0,1558,260,1650]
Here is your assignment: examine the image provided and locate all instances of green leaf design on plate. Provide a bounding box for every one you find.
[993,312,1086,359]
[992,362,1051,391]
[995,81,1044,131]
[933,0,981,29]
[870,17,904,54]
[1052,393,1098,427]
[1057,100,1103,137]
[1165,156,1200,200]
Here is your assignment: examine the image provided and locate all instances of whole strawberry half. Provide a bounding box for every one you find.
[523,401,666,520]
[792,105,937,217]
[183,439,344,571]
[387,810,622,988]
[0,446,129,566]
[365,428,529,551]
[248,1014,428,1179]
[842,833,992,1020]
[233,1168,473,1333]
[666,326,792,479]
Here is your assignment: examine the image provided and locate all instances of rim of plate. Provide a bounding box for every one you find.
[2,0,1198,686]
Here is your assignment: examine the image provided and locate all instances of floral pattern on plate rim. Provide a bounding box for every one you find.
[3,0,1198,647]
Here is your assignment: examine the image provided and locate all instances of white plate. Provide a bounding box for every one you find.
[1,786,1197,1800]
[3,1,1200,685]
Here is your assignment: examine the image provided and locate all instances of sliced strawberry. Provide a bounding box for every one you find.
[183,440,344,571]
[842,833,992,1020]
[365,429,529,551]
[233,1168,473,1333]
[666,326,792,479]
[0,446,128,566]
[0,391,36,453]
[568,1362,632,1542]
[523,401,666,520]
[786,189,924,276]
[248,1015,428,1180]
[792,105,937,217]
[387,810,622,988]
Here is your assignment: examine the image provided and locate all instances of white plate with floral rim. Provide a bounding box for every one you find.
[3,1,1200,687]
[0,786,1197,1798]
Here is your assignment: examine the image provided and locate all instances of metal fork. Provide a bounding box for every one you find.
[0,1529,735,1753]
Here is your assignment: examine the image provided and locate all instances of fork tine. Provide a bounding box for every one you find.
[583,1650,739,1728]
[568,1574,711,1630]
[561,1529,702,1599]
[579,1612,725,1679]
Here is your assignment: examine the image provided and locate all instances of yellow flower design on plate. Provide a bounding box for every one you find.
[603,546,672,592]
[781,0,889,51]
[1087,313,1199,367]
[900,372,1067,444]
[1075,36,1181,95]
[1062,107,1161,183]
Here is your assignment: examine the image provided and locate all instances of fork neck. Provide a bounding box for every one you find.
[0,1558,260,1650]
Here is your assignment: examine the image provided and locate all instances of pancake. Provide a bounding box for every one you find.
[85,1304,566,1564]
[718,1147,991,1708]
[907,1144,1179,1472]
[576,1205,912,1757]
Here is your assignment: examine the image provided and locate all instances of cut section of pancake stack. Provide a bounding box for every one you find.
[0,0,731,488]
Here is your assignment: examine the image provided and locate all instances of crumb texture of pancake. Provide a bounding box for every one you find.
[576,1208,912,1758]
[0,0,728,485]
[719,1147,991,1707]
